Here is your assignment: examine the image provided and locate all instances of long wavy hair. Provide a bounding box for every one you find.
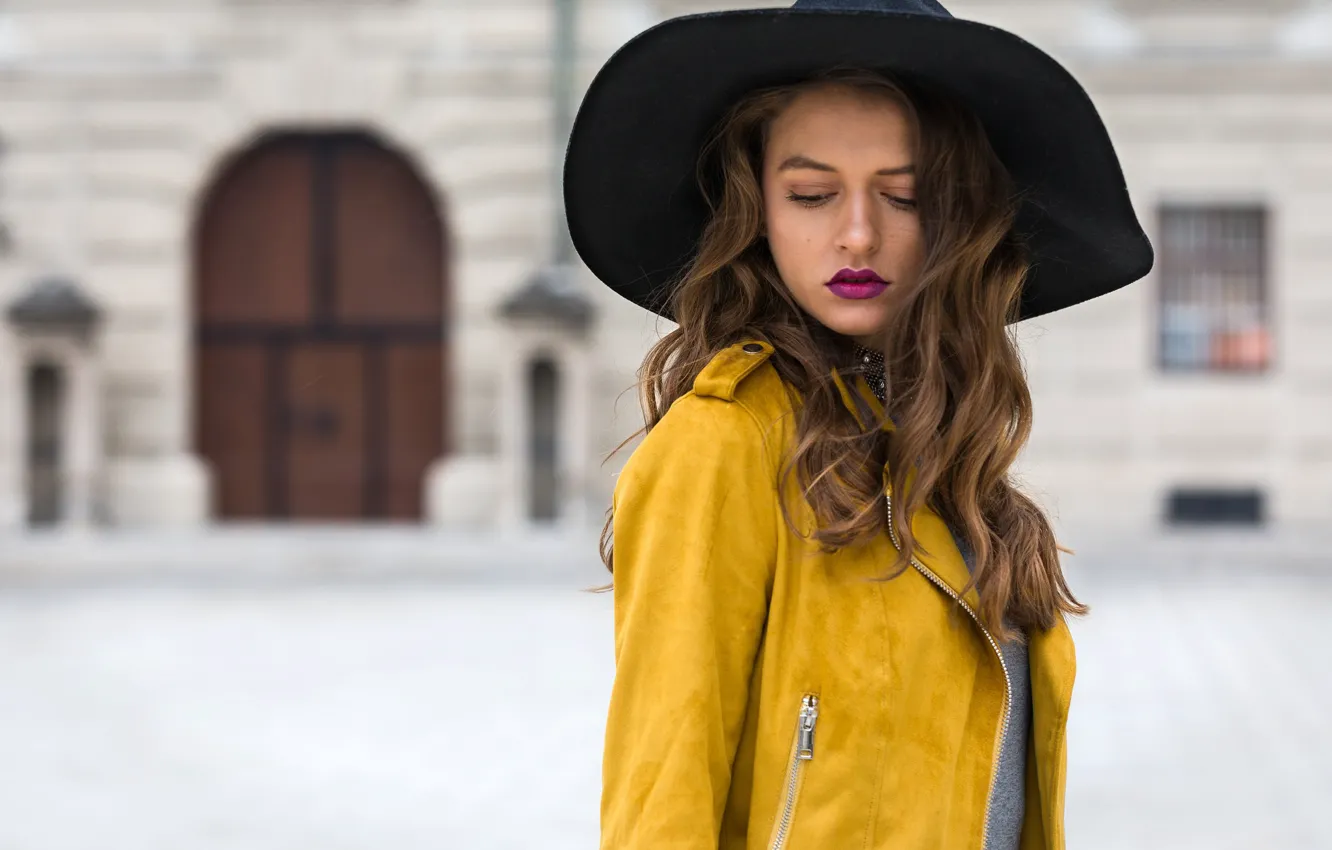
[598,67,1085,640]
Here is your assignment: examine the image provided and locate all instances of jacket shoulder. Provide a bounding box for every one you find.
[692,340,782,404]
[619,341,791,485]
[677,339,794,457]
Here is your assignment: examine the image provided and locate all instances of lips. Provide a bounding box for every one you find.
[828,268,887,285]
[827,268,888,300]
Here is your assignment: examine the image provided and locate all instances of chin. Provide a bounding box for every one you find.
[817,306,890,343]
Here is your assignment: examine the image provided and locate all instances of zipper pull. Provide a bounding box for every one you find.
[797,695,819,761]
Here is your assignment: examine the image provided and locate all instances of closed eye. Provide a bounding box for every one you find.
[785,191,917,211]
[786,191,832,208]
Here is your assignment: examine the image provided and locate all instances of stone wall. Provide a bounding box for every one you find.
[0,0,1328,533]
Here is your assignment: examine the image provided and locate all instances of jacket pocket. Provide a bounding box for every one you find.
[767,694,819,850]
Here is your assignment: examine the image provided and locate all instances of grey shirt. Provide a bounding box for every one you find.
[952,529,1031,850]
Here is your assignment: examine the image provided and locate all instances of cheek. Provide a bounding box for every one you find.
[764,204,816,268]
[908,229,927,275]
[889,219,926,276]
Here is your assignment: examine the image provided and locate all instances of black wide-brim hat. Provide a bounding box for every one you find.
[563,0,1154,322]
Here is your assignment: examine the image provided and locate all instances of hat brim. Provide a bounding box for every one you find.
[563,8,1154,322]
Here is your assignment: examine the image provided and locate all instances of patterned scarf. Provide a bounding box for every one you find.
[852,344,887,403]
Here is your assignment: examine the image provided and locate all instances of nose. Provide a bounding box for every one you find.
[835,190,880,258]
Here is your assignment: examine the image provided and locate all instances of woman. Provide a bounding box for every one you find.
[562,1,1153,848]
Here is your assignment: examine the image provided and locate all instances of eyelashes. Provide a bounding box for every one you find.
[785,191,829,207]
[784,191,918,211]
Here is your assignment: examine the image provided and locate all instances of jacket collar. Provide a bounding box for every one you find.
[830,366,896,433]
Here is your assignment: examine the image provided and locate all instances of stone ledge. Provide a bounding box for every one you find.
[0,526,606,589]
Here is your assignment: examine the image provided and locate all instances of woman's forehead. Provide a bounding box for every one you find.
[765,87,915,170]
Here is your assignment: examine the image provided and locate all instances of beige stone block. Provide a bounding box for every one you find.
[4,149,84,199]
[1026,395,1137,462]
[455,257,543,314]
[1284,316,1332,371]
[401,97,549,150]
[430,141,552,192]
[100,320,181,384]
[580,1,657,53]
[446,165,549,206]
[407,59,548,100]
[1146,381,1280,459]
[453,195,549,255]
[82,263,184,316]
[84,195,186,248]
[103,453,210,527]
[454,5,551,55]
[425,454,502,528]
[0,63,220,103]
[103,374,170,457]
[1010,458,1156,532]
[1023,314,1149,383]
[83,149,202,201]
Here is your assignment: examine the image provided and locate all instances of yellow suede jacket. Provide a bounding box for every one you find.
[602,340,1077,850]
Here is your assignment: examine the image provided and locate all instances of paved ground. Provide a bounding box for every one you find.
[1,543,1329,850]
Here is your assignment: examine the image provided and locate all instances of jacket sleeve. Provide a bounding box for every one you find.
[600,393,780,849]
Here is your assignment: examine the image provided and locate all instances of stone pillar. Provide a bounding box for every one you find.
[61,345,100,526]
[493,265,597,530]
[5,277,104,528]
[0,323,23,529]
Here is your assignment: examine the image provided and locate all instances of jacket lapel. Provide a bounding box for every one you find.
[831,366,980,608]
[902,489,984,611]
[833,363,1075,847]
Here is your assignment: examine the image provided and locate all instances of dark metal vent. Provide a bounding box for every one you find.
[1166,488,1265,526]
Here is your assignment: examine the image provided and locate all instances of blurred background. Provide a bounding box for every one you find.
[0,1,1329,848]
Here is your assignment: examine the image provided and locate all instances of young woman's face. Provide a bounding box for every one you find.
[761,84,925,347]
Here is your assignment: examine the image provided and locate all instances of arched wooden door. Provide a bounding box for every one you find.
[194,132,448,521]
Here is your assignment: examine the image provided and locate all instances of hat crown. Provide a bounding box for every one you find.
[791,0,953,17]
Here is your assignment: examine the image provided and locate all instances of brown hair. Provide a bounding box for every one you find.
[598,68,1084,640]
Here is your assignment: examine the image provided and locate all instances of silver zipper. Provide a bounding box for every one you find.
[885,495,1012,850]
[770,694,819,850]
[797,695,818,760]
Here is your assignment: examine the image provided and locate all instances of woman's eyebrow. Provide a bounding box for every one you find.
[776,154,915,176]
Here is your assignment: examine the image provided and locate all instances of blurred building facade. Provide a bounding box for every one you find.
[0,0,1328,534]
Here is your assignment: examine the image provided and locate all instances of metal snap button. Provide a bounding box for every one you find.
[742,343,764,354]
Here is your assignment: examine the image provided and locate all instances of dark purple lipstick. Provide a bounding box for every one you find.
[826,268,888,300]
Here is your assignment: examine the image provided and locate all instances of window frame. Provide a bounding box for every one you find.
[1155,203,1273,376]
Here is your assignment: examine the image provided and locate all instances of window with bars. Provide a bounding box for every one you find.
[1158,206,1270,373]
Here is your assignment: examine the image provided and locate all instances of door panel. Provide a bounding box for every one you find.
[198,344,269,517]
[196,139,313,325]
[333,138,445,324]
[384,344,444,520]
[285,343,366,519]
